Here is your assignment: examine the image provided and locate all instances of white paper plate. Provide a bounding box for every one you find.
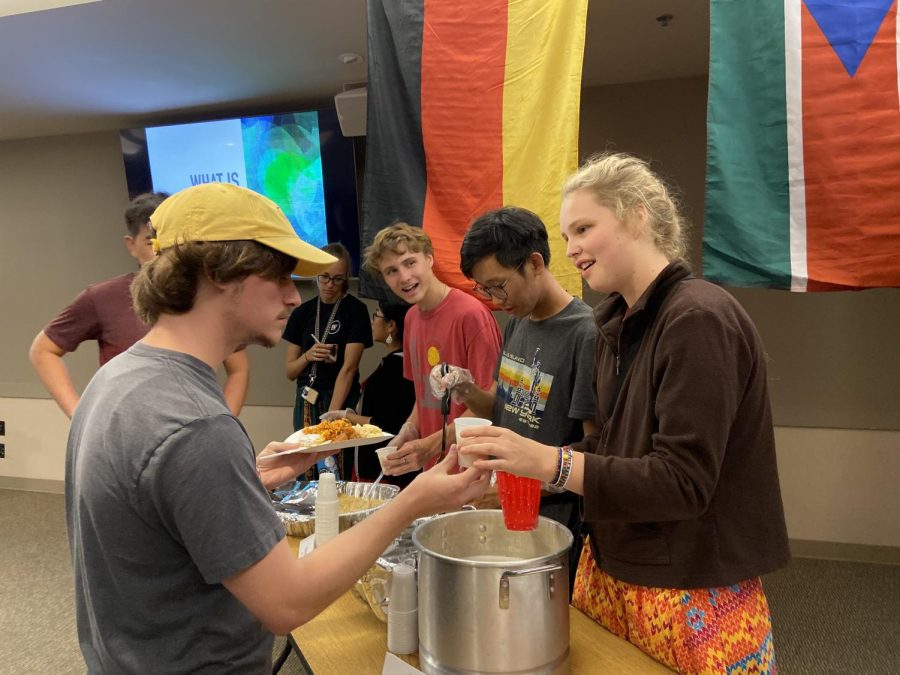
[257,431,395,461]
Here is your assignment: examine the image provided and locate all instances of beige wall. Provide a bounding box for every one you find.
[1,76,898,551]
[1,132,132,399]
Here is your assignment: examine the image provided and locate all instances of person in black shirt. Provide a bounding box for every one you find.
[323,301,416,488]
[283,243,373,431]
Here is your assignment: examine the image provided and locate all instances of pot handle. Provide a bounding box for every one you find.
[498,564,563,610]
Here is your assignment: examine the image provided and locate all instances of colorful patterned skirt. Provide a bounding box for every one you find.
[572,540,777,674]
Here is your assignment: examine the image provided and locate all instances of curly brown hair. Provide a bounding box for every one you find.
[363,223,433,277]
[131,240,296,324]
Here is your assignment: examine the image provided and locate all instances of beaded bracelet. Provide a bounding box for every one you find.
[551,447,565,486]
[560,446,573,489]
[551,445,573,490]
[560,446,573,488]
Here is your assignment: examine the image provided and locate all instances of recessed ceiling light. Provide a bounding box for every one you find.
[338,52,364,65]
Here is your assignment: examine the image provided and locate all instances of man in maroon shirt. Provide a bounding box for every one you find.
[29,193,250,417]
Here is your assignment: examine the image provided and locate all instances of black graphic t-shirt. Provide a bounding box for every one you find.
[492,298,596,446]
[282,294,373,393]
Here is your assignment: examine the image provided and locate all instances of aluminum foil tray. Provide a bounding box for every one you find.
[272,480,399,538]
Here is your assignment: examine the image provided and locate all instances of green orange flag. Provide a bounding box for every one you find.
[705,0,900,290]
[361,0,588,300]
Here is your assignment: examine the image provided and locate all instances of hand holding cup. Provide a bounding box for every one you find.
[376,446,398,472]
[453,417,493,468]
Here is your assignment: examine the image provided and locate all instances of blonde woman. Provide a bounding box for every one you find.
[462,153,789,674]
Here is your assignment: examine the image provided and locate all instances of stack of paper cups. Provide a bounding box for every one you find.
[387,563,418,654]
[315,472,340,547]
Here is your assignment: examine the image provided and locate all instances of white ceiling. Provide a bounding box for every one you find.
[0,0,708,142]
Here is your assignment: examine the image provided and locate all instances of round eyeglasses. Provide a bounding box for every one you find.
[317,273,347,286]
[472,261,525,301]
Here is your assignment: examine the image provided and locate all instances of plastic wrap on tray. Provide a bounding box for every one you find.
[353,505,478,621]
[353,515,426,622]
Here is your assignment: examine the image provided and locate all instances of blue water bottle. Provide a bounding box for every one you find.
[316,455,341,481]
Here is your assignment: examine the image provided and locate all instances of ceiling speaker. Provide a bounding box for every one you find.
[334,87,367,137]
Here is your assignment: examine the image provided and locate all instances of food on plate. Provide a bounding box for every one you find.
[299,419,385,444]
[302,418,357,441]
[289,432,324,447]
[356,424,385,439]
[267,422,390,458]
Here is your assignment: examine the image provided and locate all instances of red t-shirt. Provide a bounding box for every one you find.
[44,272,147,365]
[403,289,502,439]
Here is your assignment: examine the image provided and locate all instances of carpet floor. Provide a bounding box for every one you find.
[2,488,896,674]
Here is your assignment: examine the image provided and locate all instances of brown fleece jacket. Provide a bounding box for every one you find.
[574,262,790,589]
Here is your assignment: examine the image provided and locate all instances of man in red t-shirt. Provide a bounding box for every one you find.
[29,193,250,418]
[363,223,502,474]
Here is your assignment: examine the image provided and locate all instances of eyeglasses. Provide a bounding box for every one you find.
[317,273,347,285]
[472,261,525,301]
[372,310,385,321]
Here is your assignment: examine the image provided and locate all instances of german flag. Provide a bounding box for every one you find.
[360,0,588,300]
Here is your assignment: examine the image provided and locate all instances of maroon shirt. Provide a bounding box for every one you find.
[44,272,148,365]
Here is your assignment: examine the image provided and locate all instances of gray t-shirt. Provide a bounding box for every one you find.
[66,343,283,674]
[492,298,596,446]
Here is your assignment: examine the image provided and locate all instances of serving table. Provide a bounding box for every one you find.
[287,536,672,674]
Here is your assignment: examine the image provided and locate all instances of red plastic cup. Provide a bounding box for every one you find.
[496,471,541,531]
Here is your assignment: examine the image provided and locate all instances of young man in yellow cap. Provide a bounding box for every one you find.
[66,183,489,674]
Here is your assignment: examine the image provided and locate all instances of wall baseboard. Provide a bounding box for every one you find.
[789,538,900,565]
[0,476,64,494]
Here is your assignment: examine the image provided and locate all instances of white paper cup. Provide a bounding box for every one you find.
[314,499,340,547]
[389,563,417,612]
[387,608,418,654]
[453,417,492,467]
[376,446,398,472]
[314,499,340,519]
[317,471,338,501]
[387,564,418,655]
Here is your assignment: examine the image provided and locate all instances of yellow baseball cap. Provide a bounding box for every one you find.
[150,183,337,276]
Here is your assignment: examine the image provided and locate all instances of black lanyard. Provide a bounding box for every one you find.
[308,296,343,387]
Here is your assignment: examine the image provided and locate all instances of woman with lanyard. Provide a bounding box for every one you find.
[284,243,373,469]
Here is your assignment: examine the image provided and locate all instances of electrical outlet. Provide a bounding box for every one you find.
[0,443,4,458]
[0,420,5,435]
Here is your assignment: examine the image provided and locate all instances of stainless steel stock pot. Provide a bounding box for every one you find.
[413,509,573,675]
